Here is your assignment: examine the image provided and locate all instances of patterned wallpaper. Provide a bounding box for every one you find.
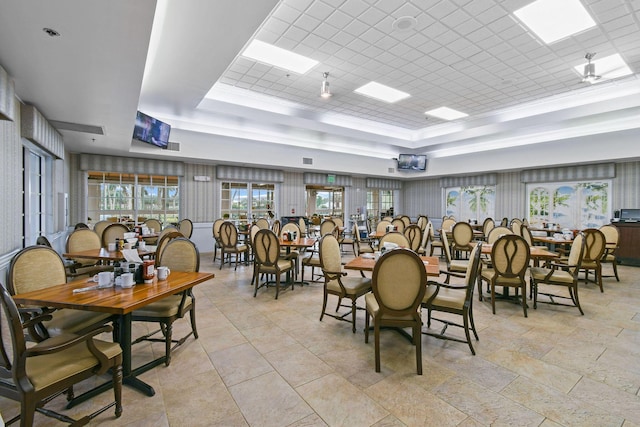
[0,99,21,255]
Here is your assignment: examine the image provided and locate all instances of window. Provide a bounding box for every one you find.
[367,189,394,221]
[527,180,611,229]
[220,182,275,220]
[87,172,179,223]
[306,186,343,218]
[445,185,496,222]
[23,148,50,245]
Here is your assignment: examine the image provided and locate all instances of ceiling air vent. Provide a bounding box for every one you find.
[303,157,313,165]
[166,142,180,151]
[388,167,395,173]
[49,120,104,135]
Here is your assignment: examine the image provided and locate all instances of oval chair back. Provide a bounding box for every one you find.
[403,224,423,252]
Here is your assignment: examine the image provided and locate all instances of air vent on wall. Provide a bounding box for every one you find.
[166,142,180,151]
[49,120,104,135]
[303,157,313,165]
[388,167,395,173]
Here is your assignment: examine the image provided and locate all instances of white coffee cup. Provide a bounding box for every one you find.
[94,271,112,288]
[157,266,171,281]
[121,273,135,288]
[107,242,116,252]
[124,242,132,250]
[138,241,146,250]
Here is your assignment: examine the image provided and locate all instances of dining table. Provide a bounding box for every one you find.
[280,237,317,284]
[345,254,441,277]
[12,271,214,407]
[63,247,156,262]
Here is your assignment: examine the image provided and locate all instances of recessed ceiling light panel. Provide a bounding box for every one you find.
[425,107,468,121]
[513,0,596,44]
[573,53,632,84]
[354,82,410,103]
[241,39,318,74]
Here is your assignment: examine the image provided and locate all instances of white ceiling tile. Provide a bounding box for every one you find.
[371,0,406,14]
[273,2,303,24]
[475,5,508,25]
[427,1,459,20]
[339,0,371,18]
[288,0,315,12]
[295,13,323,32]
[360,27,386,44]
[357,5,387,26]
[343,19,369,37]
[314,22,341,39]
[307,1,338,21]
[325,9,353,28]
[392,2,421,18]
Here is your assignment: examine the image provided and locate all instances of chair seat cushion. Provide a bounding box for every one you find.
[259,259,293,274]
[226,244,247,253]
[302,255,320,266]
[530,267,574,284]
[44,309,112,337]
[581,261,598,269]
[423,285,465,310]
[26,334,121,391]
[132,294,192,318]
[327,277,371,295]
[450,260,468,272]
[365,293,416,321]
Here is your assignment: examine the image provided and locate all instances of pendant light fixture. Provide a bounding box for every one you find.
[320,72,332,98]
[582,52,601,83]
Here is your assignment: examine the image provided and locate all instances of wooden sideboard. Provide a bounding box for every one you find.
[613,222,640,267]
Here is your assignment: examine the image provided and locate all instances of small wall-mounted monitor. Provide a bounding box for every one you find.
[397,154,427,171]
[132,110,171,148]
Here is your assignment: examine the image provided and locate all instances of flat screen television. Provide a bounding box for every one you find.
[620,208,640,221]
[132,110,171,148]
[397,154,427,171]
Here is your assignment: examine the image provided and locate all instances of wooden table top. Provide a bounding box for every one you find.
[279,237,317,248]
[532,236,574,245]
[63,247,155,261]
[481,244,559,259]
[344,255,440,276]
[12,271,214,315]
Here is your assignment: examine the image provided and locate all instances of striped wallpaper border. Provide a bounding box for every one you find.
[216,166,284,182]
[521,163,615,183]
[79,154,184,176]
[439,173,497,187]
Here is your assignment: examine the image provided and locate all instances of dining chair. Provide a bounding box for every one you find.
[35,235,52,247]
[93,220,110,242]
[530,232,586,315]
[599,224,620,281]
[441,218,456,233]
[219,221,249,270]
[298,217,307,237]
[74,222,90,230]
[580,228,606,292]
[143,218,163,244]
[422,242,482,355]
[364,248,426,374]
[280,222,301,277]
[399,215,411,228]
[482,217,495,238]
[482,234,531,317]
[339,222,357,256]
[375,220,392,235]
[417,221,432,255]
[353,223,375,256]
[416,215,428,232]
[65,228,112,278]
[178,218,193,238]
[440,231,469,284]
[301,219,336,282]
[486,226,514,244]
[318,234,371,333]
[403,224,423,252]
[154,231,184,267]
[451,222,474,259]
[271,219,282,237]
[391,218,405,232]
[212,218,224,262]
[0,283,123,426]
[8,245,113,340]
[331,217,344,228]
[131,237,200,366]
[253,229,294,299]
[428,221,444,257]
[510,219,522,236]
[101,223,130,248]
[378,231,409,250]
[255,218,270,229]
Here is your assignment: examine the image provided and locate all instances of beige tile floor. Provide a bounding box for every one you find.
[2,251,639,426]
